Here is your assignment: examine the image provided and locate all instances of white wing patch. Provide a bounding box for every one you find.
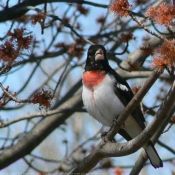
[116,83,129,91]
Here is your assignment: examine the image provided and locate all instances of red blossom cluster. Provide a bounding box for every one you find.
[31,88,54,109]
[119,33,134,42]
[31,12,46,25]
[113,167,124,175]
[151,40,175,75]
[110,0,131,17]
[0,27,33,65]
[61,17,70,26]
[146,4,175,26]
[54,39,85,59]
[54,42,70,50]
[16,12,46,26]
[76,4,89,16]
[96,15,106,24]
[69,43,84,59]
[0,41,19,64]
[7,28,33,50]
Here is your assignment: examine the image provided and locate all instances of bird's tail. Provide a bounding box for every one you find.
[143,141,163,168]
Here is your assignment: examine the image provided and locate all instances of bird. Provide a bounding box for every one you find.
[82,44,163,168]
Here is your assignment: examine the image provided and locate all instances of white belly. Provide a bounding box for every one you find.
[82,74,125,127]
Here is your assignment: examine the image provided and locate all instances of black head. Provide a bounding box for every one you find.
[85,45,110,72]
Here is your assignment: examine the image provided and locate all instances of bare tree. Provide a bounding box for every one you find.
[0,0,175,174]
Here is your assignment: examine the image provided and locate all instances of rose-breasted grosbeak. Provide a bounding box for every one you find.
[82,45,163,168]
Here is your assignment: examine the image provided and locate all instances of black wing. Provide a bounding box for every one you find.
[110,69,145,129]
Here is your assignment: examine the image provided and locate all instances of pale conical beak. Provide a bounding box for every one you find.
[95,49,104,61]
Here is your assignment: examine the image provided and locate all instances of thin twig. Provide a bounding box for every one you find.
[0,108,85,128]
[21,6,95,45]
[157,140,175,155]
[0,83,28,103]
[129,12,164,40]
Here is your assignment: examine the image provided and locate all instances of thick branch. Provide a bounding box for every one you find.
[117,31,173,74]
[121,71,173,80]
[0,0,107,23]
[0,93,82,169]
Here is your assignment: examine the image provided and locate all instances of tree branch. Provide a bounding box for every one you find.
[117,31,173,74]
[0,0,108,23]
[0,93,82,170]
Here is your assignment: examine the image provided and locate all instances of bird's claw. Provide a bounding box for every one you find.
[101,132,108,142]
[113,118,117,125]
[101,132,116,143]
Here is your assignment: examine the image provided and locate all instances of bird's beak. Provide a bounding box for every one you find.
[95,49,104,61]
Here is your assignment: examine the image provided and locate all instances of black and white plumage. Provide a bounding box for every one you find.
[82,45,163,168]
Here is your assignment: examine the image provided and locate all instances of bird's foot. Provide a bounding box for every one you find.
[101,132,108,142]
[101,131,116,143]
[113,118,117,125]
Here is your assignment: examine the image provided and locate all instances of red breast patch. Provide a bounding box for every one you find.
[82,71,106,90]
